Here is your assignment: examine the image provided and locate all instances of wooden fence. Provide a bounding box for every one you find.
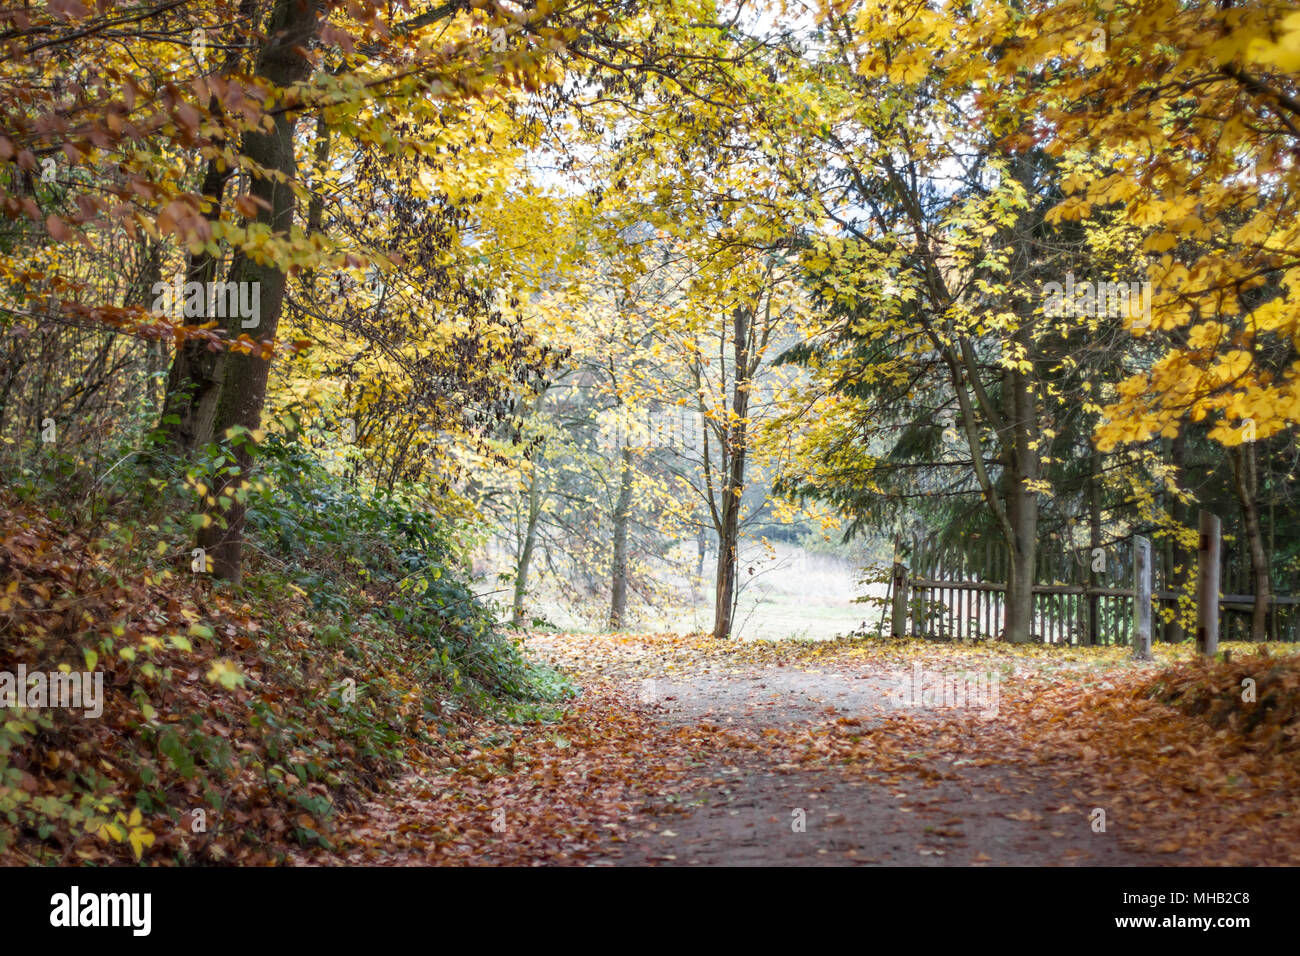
[890,516,1299,646]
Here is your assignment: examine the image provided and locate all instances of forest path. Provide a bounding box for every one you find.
[300,632,1262,867]
[526,634,1164,867]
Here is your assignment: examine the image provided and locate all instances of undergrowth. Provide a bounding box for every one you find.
[0,429,572,864]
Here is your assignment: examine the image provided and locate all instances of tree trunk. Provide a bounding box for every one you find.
[1165,429,1191,644]
[608,444,634,629]
[711,303,752,641]
[156,154,227,451]
[1004,489,1037,643]
[1231,441,1271,641]
[197,0,321,583]
[511,462,542,626]
[1001,359,1039,643]
[712,495,739,641]
[1087,448,1102,646]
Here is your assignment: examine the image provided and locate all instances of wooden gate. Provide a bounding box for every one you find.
[892,527,1299,645]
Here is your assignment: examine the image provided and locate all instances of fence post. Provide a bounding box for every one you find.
[1133,536,1152,660]
[1196,511,1221,656]
[1085,545,1100,647]
[891,562,909,639]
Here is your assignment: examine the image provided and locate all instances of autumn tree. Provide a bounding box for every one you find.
[973,0,1300,639]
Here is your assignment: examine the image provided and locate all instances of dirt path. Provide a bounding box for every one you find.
[574,660,1163,866]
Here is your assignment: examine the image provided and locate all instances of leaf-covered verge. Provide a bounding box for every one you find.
[289,683,743,865]
[0,436,571,865]
[1143,652,1300,752]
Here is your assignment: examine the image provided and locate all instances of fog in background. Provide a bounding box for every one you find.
[481,538,893,641]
